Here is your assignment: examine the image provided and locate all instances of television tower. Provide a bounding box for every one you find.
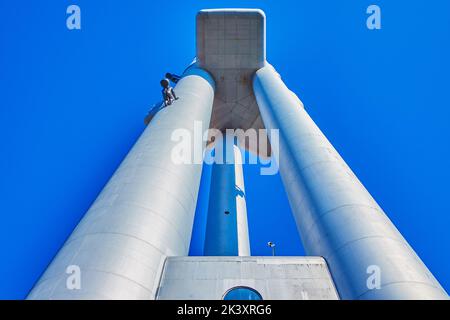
[28,9,448,300]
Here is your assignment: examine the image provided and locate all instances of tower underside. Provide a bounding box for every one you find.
[197,9,270,157]
[27,8,448,300]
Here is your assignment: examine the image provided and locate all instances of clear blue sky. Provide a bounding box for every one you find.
[0,0,449,299]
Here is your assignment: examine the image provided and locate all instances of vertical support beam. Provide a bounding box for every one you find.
[253,64,448,299]
[28,66,215,300]
[204,134,251,256]
[234,145,251,257]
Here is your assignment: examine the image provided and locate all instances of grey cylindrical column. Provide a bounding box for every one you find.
[28,66,215,299]
[204,134,250,256]
[253,64,448,300]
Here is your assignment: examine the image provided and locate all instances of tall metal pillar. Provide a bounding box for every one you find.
[28,66,215,300]
[253,64,448,299]
[204,134,251,256]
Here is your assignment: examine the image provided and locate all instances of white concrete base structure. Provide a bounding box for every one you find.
[156,256,339,300]
[27,66,215,300]
[253,64,448,300]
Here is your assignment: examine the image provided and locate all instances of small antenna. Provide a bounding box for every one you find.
[267,241,276,256]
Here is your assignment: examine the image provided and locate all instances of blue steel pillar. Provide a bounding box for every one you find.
[253,64,448,300]
[204,134,251,256]
[28,66,215,300]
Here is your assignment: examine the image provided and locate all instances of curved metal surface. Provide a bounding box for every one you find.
[234,144,251,256]
[253,64,448,300]
[204,134,250,256]
[28,67,215,300]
